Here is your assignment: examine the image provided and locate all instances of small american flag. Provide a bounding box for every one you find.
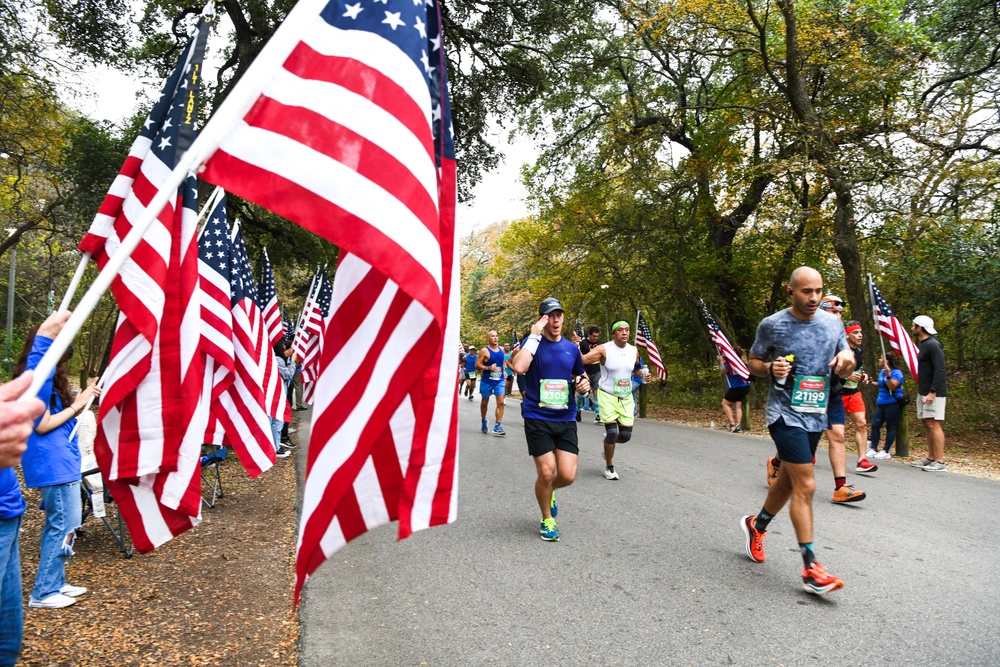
[299,270,332,404]
[192,0,459,604]
[282,305,295,342]
[700,300,750,380]
[869,278,919,383]
[636,311,666,380]
[574,322,584,339]
[258,248,284,348]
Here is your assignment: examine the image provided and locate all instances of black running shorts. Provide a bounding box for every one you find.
[524,418,579,458]
[724,385,750,403]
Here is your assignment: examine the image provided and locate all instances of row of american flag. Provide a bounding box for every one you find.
[50,0,459,604]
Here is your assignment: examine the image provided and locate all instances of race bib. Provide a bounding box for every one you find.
[539,379,570,410]
[614,378,631,397]
[469,371,477,379]
[489,370,502,381]
[791,375,829,413]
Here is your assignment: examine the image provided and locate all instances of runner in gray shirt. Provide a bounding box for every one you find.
[739,266,856,595]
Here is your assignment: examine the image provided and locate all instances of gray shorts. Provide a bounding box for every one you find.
[916,395,946,421]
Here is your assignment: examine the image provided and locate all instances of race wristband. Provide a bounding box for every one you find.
[522,335,541,356]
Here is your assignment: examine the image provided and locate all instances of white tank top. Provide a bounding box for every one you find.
[598,342,637,396]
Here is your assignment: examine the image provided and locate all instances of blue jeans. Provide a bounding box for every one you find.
[0,516,22,667]
[269,416,283,451]
[870,403,901,453]
[31,482,81,602]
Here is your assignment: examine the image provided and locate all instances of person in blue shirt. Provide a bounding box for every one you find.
[868,352,905,460]
[510,298,591,542]
[462,346,477,400]
[475,331,507,436]
[719,351,750,433]
[0,369,46,667]
[14,314,100,611]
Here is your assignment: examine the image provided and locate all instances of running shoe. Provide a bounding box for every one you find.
[492,423,506,437]
[481,419,488,434]
[729,423,737,433]
[866,448,878,459]
[766,457,779,487]
[922,460,947,472]
[855,458,878,474]
[740,515,766,563]
[832,484,866,503]
[802,562,844,595]
[873,450,891,460]
[594,413,601,423]
[733,424,742,433]
[576,411,582,422]
[604,466,619,480]
[911,458,933,468]
[275,448,292,459]
[539,518,559,541]
[550,491,557,518]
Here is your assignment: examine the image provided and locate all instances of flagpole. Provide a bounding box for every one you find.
[195,186,225,240]
[867,273,887,361]
[634,310,640,347]
[68,374,107,440]
[19,154,200,403]
[57,254,91,312]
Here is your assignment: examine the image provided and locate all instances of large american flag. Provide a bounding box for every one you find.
[191,0,459,603]
[199,197,275,475]
[636,311,666,380]
[700,300,750,380]
[869,278,920,383]
[87,15,212,551]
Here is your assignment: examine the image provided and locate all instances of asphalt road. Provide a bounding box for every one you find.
[297,394,1000,666]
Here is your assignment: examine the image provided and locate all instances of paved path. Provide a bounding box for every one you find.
[296,395,1000,666]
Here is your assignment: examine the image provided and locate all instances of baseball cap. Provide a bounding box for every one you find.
[820,295,844,311]
[538,297,563,315]
[913,315,937,335]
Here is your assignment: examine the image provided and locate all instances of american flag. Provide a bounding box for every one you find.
[292,269,322,361]
[574,322,584,339]
[258,248,284,348]
[700,300,750,380]
[192,0,459,603]
[636,311,666,380]
[282,305,295,342]
[299,270,332,391]
[199,198,275,475]
[869,277,920,383]
[88,14,212,551]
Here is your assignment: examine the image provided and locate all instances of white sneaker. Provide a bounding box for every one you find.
[873,451,891,460]
[288,427,297,434]
[60,585,87,597]
[29,593,76,609]
[866,449,877,459]
[604,466,619,480]
[275,448,292,459]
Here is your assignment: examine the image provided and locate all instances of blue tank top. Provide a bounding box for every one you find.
[482,347,505,384]
[465,353,476,372]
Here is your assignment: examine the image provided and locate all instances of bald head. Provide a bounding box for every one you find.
[787,266,823,320]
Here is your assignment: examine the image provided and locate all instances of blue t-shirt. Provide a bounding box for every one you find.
[522,337,585,422]
[0,468,25,519]
[876,368,905,405]
[481,347,505,384]
[750,309,850,432]
[724,363,750,389]
[632,357,644,390]
[23,335,82,489]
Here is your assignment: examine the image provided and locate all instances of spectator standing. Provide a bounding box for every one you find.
[868,352,904,459]
[911,316,948,472]
[719,349,750,433]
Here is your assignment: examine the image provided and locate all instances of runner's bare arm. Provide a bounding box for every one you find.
[828,350,856,378]
[511,316,547,375]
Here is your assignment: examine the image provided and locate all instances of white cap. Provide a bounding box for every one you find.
[913,315,937,335]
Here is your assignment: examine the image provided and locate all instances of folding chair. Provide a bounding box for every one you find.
[79,466,135,558]
[200,445,227,509]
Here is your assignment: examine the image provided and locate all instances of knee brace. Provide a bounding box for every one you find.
[616,425,633,444]
[603,422,618,445]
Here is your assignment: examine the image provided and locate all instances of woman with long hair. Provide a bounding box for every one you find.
[868,352,905,460]
[13,313,99,609]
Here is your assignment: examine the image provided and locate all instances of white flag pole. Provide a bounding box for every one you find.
[68,373,107,440]
[19,157,198,403]
[195,186,225,241]
[57,254,91,312]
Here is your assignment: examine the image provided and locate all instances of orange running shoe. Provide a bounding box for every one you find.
[766,457,779,487]
[833,484,866,503]
[802,562,844,595]
[740,515,766,563]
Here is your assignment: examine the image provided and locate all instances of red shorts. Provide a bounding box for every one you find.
[842,392,865,414]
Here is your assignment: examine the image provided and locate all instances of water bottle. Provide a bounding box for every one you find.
[774,354,795,389]
[710,420,715,430]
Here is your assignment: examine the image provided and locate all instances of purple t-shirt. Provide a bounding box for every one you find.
[522,337,585,422]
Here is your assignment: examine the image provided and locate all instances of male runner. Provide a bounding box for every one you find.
[741,267,855,595]
[503,343,514,397]
[580,326,602,422]
[842,321,876,473]
[463,345,477,400]
[765,295,867,503]
[511,298,590,542]
[581,320,639,480]
[476,331,507,436]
